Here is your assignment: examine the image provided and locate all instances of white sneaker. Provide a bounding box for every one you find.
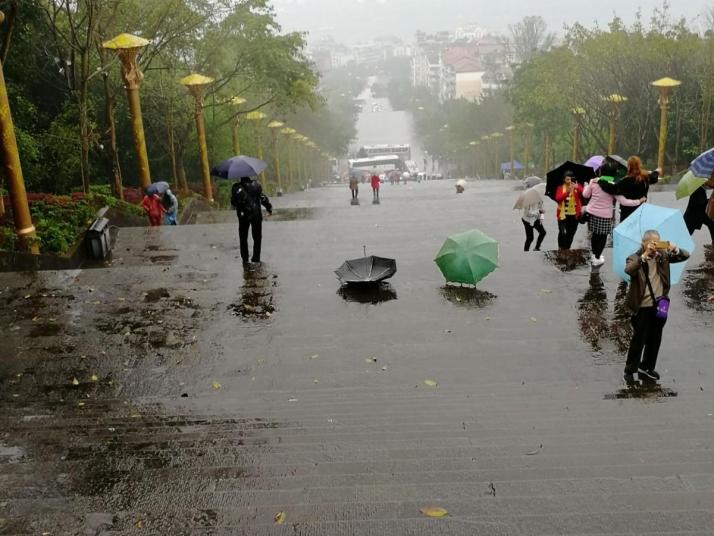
[592,255,605,267]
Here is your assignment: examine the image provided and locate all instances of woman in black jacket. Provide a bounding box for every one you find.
[618,156,660,222]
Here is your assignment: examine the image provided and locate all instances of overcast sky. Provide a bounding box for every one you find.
[271,0,709,43]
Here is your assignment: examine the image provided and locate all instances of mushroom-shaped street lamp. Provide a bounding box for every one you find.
[230,96,247,155]
[603,94,627,155]
[267,120,284,195]
[281,127,296,190]
[246,111,267,187]
[102,32,152,189]
[179,73,214,202]
[652,77,682,172]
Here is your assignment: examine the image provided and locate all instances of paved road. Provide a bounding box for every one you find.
[1,180,713,535]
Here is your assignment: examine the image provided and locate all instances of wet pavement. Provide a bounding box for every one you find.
[1,180,714,535]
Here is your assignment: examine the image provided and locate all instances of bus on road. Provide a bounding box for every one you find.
[359,144,411,160]
[348,155,403,175]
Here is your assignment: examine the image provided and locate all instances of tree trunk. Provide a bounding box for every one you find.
[167,120,179,193]
[78,90,91,194]
[102,75,123,199]
[176,145,189,195]
[0,1,18,64]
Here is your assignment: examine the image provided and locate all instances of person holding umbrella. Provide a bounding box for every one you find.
[162,188,179,225]
[582,159,645,267]
[683,174,714,243]
[212,155,272,264]
[554,171,584,250]
[623,229,689,384]
[515,183,546,251]
[370,171,380,202]
[618,156,660,222]
[141,190,164,226]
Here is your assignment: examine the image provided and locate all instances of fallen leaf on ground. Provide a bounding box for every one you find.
[530,317,537,322]
[420,506,448,518]
[484,316,491,321]
[211,381,221,390]
[540,288,552,293]
[274,512,286,524]
[423,379,438,388]
[70,377,79,386]
[310,354,319,359]
[135,519,143,528]
[90,374,98,382]
[313,379,319,384]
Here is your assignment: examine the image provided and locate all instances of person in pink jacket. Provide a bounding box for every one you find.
[582,159,645,267]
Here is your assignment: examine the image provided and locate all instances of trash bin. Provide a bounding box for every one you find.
[86,217,111,260]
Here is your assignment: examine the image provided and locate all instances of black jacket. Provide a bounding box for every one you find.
[683,186,713,231]
[230,179,272,220]
[618,171,659,201]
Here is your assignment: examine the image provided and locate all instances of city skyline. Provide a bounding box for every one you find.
[272,0,708,43]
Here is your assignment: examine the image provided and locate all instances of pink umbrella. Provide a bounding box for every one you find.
[584,155,605,171]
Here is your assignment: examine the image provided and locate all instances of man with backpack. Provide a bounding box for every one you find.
[231,176,272,264]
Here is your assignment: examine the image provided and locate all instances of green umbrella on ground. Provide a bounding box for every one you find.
[676,170,707,200]
[434,229,499,285]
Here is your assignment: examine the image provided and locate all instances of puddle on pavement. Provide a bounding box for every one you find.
[543,249,589,272]
[337,282,397,304]
[577,276,632,361]
[144,287,171,302]
[439,285,496,308]
[604,384,677,401]
[682,249,714,312]
[269,207,317,221]
[228,265,278,319]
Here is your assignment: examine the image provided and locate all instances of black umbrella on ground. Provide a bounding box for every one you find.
[335,255,397,284]
[545,161,596,200]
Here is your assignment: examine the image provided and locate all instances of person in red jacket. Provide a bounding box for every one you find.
[370,172,380,201]
[141,192,165,226]
[554,171,584,250]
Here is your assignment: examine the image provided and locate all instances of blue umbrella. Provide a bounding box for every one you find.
[612,204,695,284]
[146,181,170,195]
[689,147,714,179]
[211,155,267,180]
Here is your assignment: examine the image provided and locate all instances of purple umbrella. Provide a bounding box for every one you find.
[584,155,605,171]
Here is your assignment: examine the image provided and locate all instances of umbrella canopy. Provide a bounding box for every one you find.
[612,204,695,284]
[211,155,267,180]
[583,155,605,171]
[335,256,397,284]
[514,183,546,210]
[545,161,595,200]
[434,229,498,285]
[689,147,714,179]
[605,154,628,181]
[675,170,708,200]
[146,181,170,195]
[523,176,543,188]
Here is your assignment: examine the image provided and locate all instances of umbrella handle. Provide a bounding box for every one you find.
[363,245,366,256]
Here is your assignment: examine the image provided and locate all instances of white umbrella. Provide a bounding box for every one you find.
[513,183,546,209]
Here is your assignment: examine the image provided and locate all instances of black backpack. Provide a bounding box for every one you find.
[231,182,261,219]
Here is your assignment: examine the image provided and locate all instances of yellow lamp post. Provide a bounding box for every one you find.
[102,33,152,190]
[491,132,504,178]
[572,107,585,162]
[246,111,267,188]
[603,94,627,155]
[0,11,37,253]
[281,127,296,190]
[267,120,284,195]
[505,125,516,178]
[179,73,214,202]
[480,135,491,176]
[522,123,534,177]
[652,77,682,172]
[292,133,305,188]
[468,140,478,178]
[230,96,247,155]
